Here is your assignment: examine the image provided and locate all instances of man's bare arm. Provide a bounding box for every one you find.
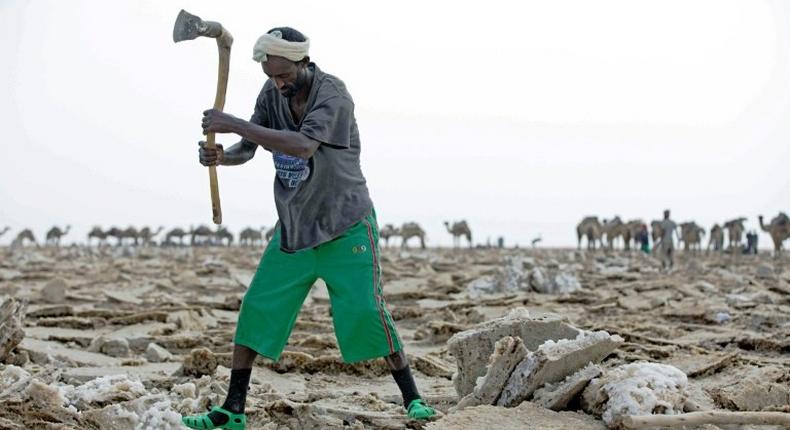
[221,140,257,165]
[234,120,319,159]
[198,140,256,167]
[202,109,320,159]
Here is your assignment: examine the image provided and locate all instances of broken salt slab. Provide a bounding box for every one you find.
[497,330,622,406]
[453,336,528,410]
[25,379,78,419]
[136,398,183,429]
[533,363,602,411]
[84,394,183,430]
[582,362,688,428]
[448,308,581,397]
[0,365,31,397]
[62,374,147,409]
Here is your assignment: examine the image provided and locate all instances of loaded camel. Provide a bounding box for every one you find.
[215,226,234,246]
[707,224,724,252]
[239,227,266,247]
[602,217,632,250]
[105,227,124,246]
[265,226,277,242]
[679,222,705,253]
[650,220,664,244]
[400,222,426,249]
[626,219,645,249]
[45,225,71,247]
[87,227,108,246]
[138,226,164,246]
[123,226,140,246]
[723,218,747,253]
[105,226,138,246]
[190,225,215,246]
[379,224,399,248]
[576,216,603,250]
[164,228,189,246]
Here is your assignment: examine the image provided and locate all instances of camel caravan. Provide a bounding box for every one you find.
[377,220,476,250]
[8,214,786,253]
[0,219,478,250]
[3,225,253,248]
[576,212,790,256]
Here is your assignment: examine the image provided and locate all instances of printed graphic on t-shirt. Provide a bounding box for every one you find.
[273,151,310,188]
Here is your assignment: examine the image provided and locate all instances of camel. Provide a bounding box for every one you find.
[11,229,37,247]
[444,220,472,248]
[602,217,632,250]
[45,225,71,247]
[138,226,164,246]
[265,226,277,242]
[164,227,188,246]
[190,225,214,246]
[650,220,664,244]
[679,222,705,252]
[400,222,426,249]
[239,227,266,247]
[707,224,724,252]
[723,218,747,252]
[215,226,234,246]
[123,227,140,246]
[105,226,138,246]
[626,219,645,249]
[0,227,10,238]
[87,226,108,246]
[576,216,603,250]
[379,224,399,248]
[759,212,790,256]
[105,227,125,246]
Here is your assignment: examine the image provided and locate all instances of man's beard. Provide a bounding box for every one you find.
[281,69,308,98]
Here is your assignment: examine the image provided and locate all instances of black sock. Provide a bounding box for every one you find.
[391,365,420,409]
[208,368,252,425]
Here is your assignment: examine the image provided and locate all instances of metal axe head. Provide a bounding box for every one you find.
[173,9,223,42]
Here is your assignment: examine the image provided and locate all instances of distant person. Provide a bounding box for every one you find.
[636,223,650,254]
[654,210,679,270]
[743,231,758,255]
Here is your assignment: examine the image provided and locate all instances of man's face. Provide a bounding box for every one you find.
[262,56,308,98]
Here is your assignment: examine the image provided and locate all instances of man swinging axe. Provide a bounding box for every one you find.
[177,16,437,430]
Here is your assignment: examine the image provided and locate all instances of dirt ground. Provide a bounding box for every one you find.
[0,245,788,429]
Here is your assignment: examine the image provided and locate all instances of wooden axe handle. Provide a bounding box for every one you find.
[205,31,233,225]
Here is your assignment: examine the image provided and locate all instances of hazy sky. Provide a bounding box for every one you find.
[1,0,789,247]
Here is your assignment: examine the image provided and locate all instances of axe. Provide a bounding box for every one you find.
[173,9,233,225]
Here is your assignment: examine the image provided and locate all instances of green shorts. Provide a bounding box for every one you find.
[233,209,402,363]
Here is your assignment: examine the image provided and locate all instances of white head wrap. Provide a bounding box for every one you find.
[252,30,310,62]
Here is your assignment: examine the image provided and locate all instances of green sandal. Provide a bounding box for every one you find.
[407,398,436,420]
[181,406,246,430]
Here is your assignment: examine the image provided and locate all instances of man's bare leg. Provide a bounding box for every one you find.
[232,343,258,369]
[385,349,408,371]
[385,349,435,418]
[201,344,257,426]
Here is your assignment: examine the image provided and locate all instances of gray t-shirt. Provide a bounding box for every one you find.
[660,219,677,246]
[242,63,373,252]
